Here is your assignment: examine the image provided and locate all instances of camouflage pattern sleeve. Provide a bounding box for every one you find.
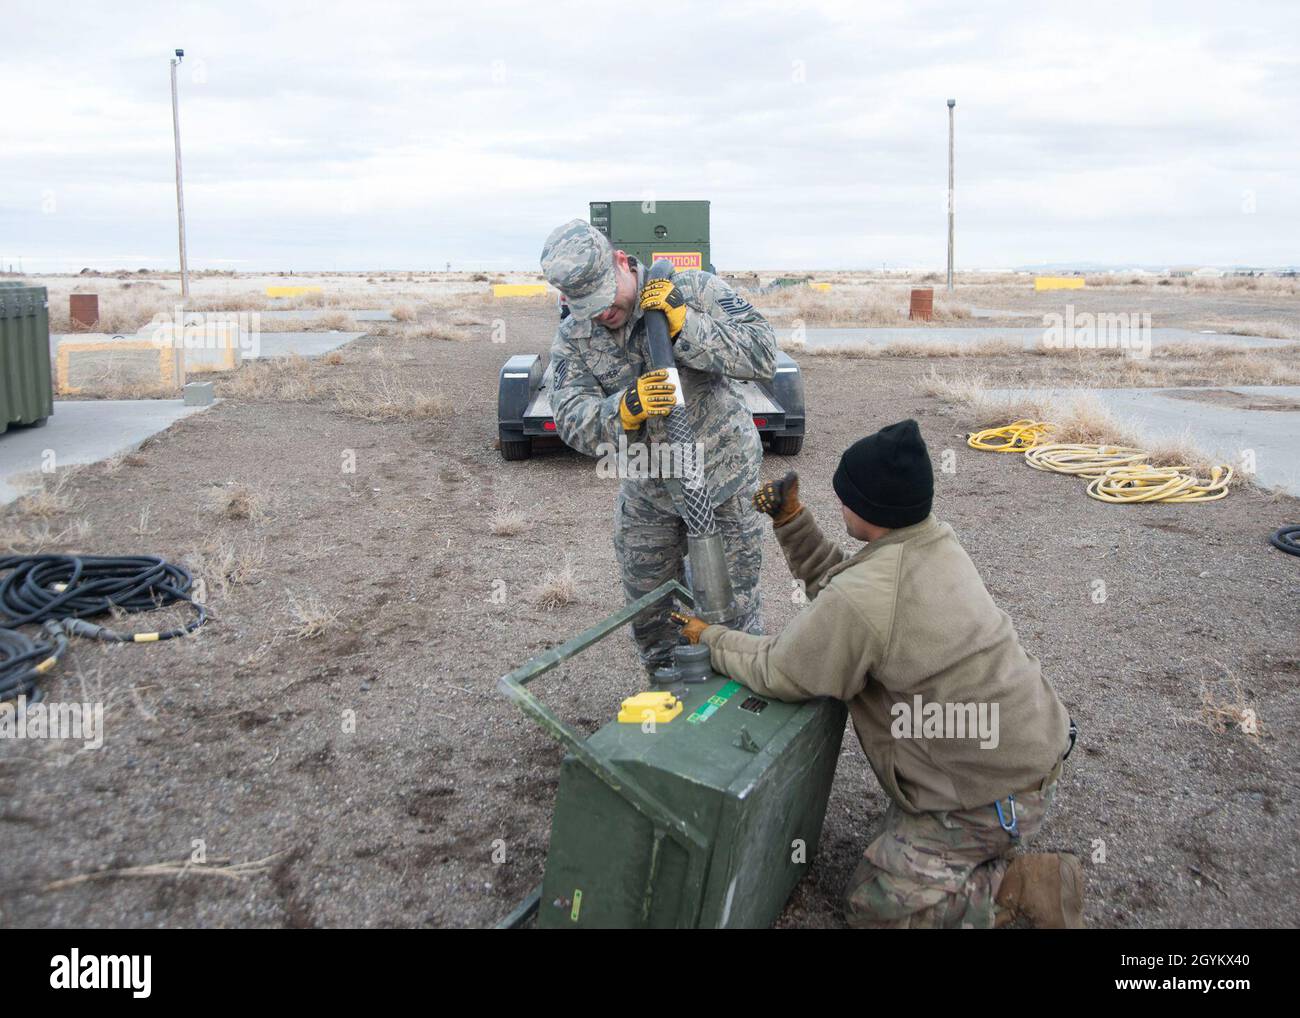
[548,325,634,456]
[670,272,778,382]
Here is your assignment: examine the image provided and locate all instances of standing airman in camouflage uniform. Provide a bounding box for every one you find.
[539,219,777,673]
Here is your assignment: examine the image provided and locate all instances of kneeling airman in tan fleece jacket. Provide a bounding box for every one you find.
[673,420,1082,928]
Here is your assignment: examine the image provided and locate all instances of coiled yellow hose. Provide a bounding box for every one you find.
[968,422,1234,504]
[1085,464,1233,503]
[966,420,1053,452]
[1024,443,1149,477]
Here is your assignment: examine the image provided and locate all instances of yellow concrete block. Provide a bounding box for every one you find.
[808,282,832,292]
[492,284,551,298]
[56,339,181,395]
[265,285,323,298]
[1034,276,1085,291]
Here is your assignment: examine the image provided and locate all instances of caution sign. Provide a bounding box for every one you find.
[652,251,702,270]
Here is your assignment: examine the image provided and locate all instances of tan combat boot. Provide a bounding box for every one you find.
[994,853,1084,928]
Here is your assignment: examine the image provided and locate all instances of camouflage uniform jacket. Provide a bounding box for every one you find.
[548,264,777,510]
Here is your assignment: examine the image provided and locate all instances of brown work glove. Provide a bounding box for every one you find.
[753,470,802,527]
[670,610,709,645]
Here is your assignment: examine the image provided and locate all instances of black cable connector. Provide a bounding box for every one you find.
[0,619,70,704]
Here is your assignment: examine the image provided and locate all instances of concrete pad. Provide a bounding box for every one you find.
[966,306,1040,319]
[52,330,365,363]
[776,326,1292,351]
[252,308,394,322]
[988,385,1300,496]
[247,332,366,359]
[0,400,215,506]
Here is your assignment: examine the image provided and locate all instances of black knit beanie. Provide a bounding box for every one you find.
[832,419,933,529]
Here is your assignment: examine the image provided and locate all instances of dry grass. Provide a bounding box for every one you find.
[215,351,449,422]
[184,536,266,602]
[1192,320,1300,342]
[763,284,973,327]
[8,472,82,520]
[1141,429,1229,478]
[489,506,531,537]
[317,310,359,331]
[283,593,341,640]
[920,365,993,405]
[1195,671,1261,738]
[794,337,1023,359]
[809,334,1300,391]
[254,317,315,332]
[0,518,93,553]
[332,371,449,421]
[529,556,578,609]
[251,308,362,331]
[216,354,318,401]
[391,321,471,343]
[210,483,265,522]
[921,368,1233,479]
[390,302,418,322]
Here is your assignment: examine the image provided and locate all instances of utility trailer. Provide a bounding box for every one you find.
[497,350,805,461]
[500,200,804,460]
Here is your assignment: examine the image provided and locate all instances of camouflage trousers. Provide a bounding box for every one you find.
[612,486,764,670]
[845,779,1059,929]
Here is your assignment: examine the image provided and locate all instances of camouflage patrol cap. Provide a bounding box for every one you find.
[540,219,617,320]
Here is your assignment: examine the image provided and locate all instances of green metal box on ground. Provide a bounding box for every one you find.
[590,201,712,275]
[499,581,847,929]
[0,283,54,434]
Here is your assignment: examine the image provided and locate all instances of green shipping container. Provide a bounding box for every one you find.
[0,283,54,434]
[590,200,712,275]
[499,579,846,929]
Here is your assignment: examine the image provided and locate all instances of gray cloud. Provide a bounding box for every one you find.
[2,0,1296,272]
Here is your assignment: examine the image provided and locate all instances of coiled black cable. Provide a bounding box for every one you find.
[0,554,206,637]
[1271,525,1300,557]
[0,555,206,703]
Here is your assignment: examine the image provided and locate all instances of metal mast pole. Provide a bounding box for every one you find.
[946,98,955,293]
[171,50,191,301]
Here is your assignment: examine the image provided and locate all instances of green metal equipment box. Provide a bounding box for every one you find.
[499,580,846,929]
[590,201,713,275]
[0,283,54,434]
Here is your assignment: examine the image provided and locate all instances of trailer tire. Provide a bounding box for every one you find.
[769,435,803,456]
[500,438,532,461]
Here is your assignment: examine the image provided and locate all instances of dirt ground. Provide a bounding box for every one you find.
[2,291,1298,929]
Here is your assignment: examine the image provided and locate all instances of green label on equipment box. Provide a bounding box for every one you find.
[687,681,742,724]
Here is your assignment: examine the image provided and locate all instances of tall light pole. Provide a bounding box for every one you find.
[170,48,191,301]
[946,98,955,293]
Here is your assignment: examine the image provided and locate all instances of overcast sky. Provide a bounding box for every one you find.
[3,0,1297,272]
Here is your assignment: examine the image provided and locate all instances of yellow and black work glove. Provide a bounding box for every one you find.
[619,368,677,431]
[639,279,687,339]
[670,610,709,645]
[753,470,802,527]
